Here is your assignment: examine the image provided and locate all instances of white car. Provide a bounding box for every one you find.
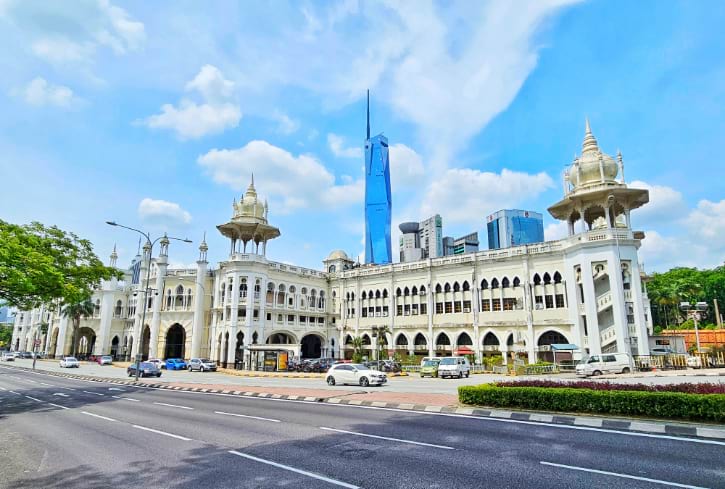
[98,355,113,366]
[325,363,387,387]
[146,358,164,370]
[576,353,632,377]
[188,358,217,372]
[1,352,15,362]
[59,356,80,368]
[438,356,471,379]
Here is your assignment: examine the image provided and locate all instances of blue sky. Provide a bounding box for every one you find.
[1,0,723,273]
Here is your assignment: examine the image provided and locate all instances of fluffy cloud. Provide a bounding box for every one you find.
[688,199,725,241]
[544,221,569,241]
[141,65,241,139]
[3,0,145,65]
[138,198,192,225]
[198,140,363,213]
[18,77,76,107]
[628,180,687,226]
[420,168,555,226]
[389,143,425,189]
[271,111,300,135]
[328,133,362,158]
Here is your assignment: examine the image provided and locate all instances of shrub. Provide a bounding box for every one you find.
[459,384,725,422]
[494,379,725,395]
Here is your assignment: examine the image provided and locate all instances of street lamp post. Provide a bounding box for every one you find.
[106,221,191,381]
[679,301,708,353]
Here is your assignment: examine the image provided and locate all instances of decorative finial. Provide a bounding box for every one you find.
[110,244,118,267]
[582,117,599,153]
[251,172,254,187]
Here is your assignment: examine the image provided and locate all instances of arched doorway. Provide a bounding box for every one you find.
[301,334,322,358]
[164,324,186,359]
[435,332,451,356]
[223,332,229,368]
[267,332,294,344]
[49,327,59,358]
[110,336,120,359]
[141,325,151,360]
[76,327,96,359]
[235,332,244,369]
[216,333,222,365]
[537,330,569,363]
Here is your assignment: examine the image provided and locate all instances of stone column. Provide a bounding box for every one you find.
[226,274,240,368]
[95,279,117,355]
[130,247,150,359]
[427,261,434,357]
[257,275,268,349]
[55,315,69,357]
[608,253,629,354]
[523,259,536,363]
[149,261,168,359]
[581,259,602,355]
[629,260,650,355]
[243,274,255,368]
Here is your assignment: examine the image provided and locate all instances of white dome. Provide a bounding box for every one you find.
[326,250,349,261]
[569,120,618,188]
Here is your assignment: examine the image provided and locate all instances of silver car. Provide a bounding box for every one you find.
[1,352,14,362]
[188,358,217,372]
[59,356,80,368]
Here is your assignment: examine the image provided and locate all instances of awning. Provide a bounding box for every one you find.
[455,346,475,355]
[550,344,579,351]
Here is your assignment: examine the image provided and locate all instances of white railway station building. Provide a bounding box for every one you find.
[11,122,653,366]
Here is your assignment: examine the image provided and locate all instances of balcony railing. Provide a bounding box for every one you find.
[596,291,613,312]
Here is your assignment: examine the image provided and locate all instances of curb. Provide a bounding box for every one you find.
[5,365,724,442]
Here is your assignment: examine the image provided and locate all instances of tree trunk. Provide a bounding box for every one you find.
[71,320,79,356]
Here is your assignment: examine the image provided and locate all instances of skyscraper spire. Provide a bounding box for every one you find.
[366,89,370,140]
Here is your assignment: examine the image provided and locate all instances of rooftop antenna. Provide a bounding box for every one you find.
[366,89,370,140]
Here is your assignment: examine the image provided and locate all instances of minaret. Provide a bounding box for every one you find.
[109,244,118,268]
[191,234,208,358]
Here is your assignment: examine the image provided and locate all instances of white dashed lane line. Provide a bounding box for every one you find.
[81,411,118,422]
[154,402,193,410]
[319,427,455,450]
[82,390,105,396]
[215,411,280,423]
[132,425,192,441]
[112,396,140,402]
[540,461,708,489]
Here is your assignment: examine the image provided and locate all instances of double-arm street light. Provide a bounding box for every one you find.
[679,301,708,353]
[106,221,192,381]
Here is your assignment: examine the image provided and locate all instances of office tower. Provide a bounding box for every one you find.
[452,232,479,255]
[418,214,443,259]
[364,90,392,264]
[487,209,544,249]
[399,222,423,262]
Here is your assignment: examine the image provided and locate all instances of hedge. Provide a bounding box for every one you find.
[458,384,725,422]
[495,380,725,395]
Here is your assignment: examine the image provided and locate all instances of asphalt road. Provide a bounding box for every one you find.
[1,365,723,489]
[12,359,725,395]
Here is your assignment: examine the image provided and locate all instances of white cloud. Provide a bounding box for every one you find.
[328,133,362,158]
[271,110,300,135]
[4,0,145,65]
[420,168,555,226]
[198,140,363,213]
[18,77,76,107]
[138,198,192,225]
[140,65,241,139]
[688,199,725,241]
[544,221,569,241]
[389,143,425,189]
[629,180,687,226]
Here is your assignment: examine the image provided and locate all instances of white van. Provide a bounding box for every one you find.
[438,356,471,378]
[575,353,632,377]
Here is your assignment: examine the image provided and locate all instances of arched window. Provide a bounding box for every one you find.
[435,332,451,346]
[444,283,451,293]
[414,333,427,346]
[368,290,373,299]
[350,292,354,300]
[553,271,562,284]
[403,287,409,296]
[543,273,552,285]
[483,332,500,346]
[491,278,499,289]
[420,286,426,295]
[328,264,336,273]
[502,277,510,288]
[361,291,367,300]
[453,282,460,292]
[513,277,521,287]
[382,289,388,299]
[186,288,192,308]
[175,285,184,308]
[435,284,442,294]
[166,289,172,309]
[361,334,371,345]
[457,332,473,346]
[533,274,541,286]
[481,279,489,289]
[114,300,122,317]
[411,286,418,296]
[375,290,381,299]
[395,334,408,346]
[462,281,470,292]
[396,288,402,297]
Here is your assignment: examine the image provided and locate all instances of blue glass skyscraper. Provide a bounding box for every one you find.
[364,91,392,264]
[486,209,544,249]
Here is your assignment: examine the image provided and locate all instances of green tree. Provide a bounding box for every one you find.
[0,325,12,348]
[62,299,95,356]
[351,336,364,363]
[374,325,391,360]
[0,220,122,310]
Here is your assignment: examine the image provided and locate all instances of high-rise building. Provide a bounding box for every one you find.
[399,222,423,262]
[418,214,443,259]
[442,233,479,256]
[364,90,392,264]
[442,236,454,256]
[487,209,544,249]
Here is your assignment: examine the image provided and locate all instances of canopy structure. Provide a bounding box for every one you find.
[454,346,475,356]
[550,344,579,351]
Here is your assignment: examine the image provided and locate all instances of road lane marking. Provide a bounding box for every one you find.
[108,388,125,391]
[132,425,191,441]
[215,411,281,423]
[8,390,20,395]
[82,390,105,396]
[154,402,193,410]
[53,393,69,397]
[540,461,708,489]
[48,402,69,410]
[112,396,140,402]
[81,411,118,422]
[319,427,455,450]
[24,395,42,402]
[228,450,359,488]
[0,386,6,391]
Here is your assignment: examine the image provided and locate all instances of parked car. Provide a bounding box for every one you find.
[188,358,217,372]
[650,347,675,356]
[420,359,440,378]
[127,361,162,378]
[1,352,15,362]
[32,352,45,359]
[420,356,441,367]
[576,353,632,377]
[147,358,164,370]
[165,358,187,370]
[21,351,33,359]
[438,356,471,379]
[325,363,387,387]
[59,356,80,368]
[11,352,21,359]
[96,355,113,366]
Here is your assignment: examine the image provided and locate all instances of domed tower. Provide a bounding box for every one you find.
[217,175,281,257]
[548,119,649,235]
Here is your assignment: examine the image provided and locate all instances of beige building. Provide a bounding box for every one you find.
[12,122,653,367]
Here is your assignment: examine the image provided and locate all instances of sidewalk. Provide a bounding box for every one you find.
[599,368,725,380]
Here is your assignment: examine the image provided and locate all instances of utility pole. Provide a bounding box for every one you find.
[714,299,722,328]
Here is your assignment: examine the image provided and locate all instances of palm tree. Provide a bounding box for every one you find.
[62,299,95,356]
[351,336,364,362]
[374,325,391,360]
